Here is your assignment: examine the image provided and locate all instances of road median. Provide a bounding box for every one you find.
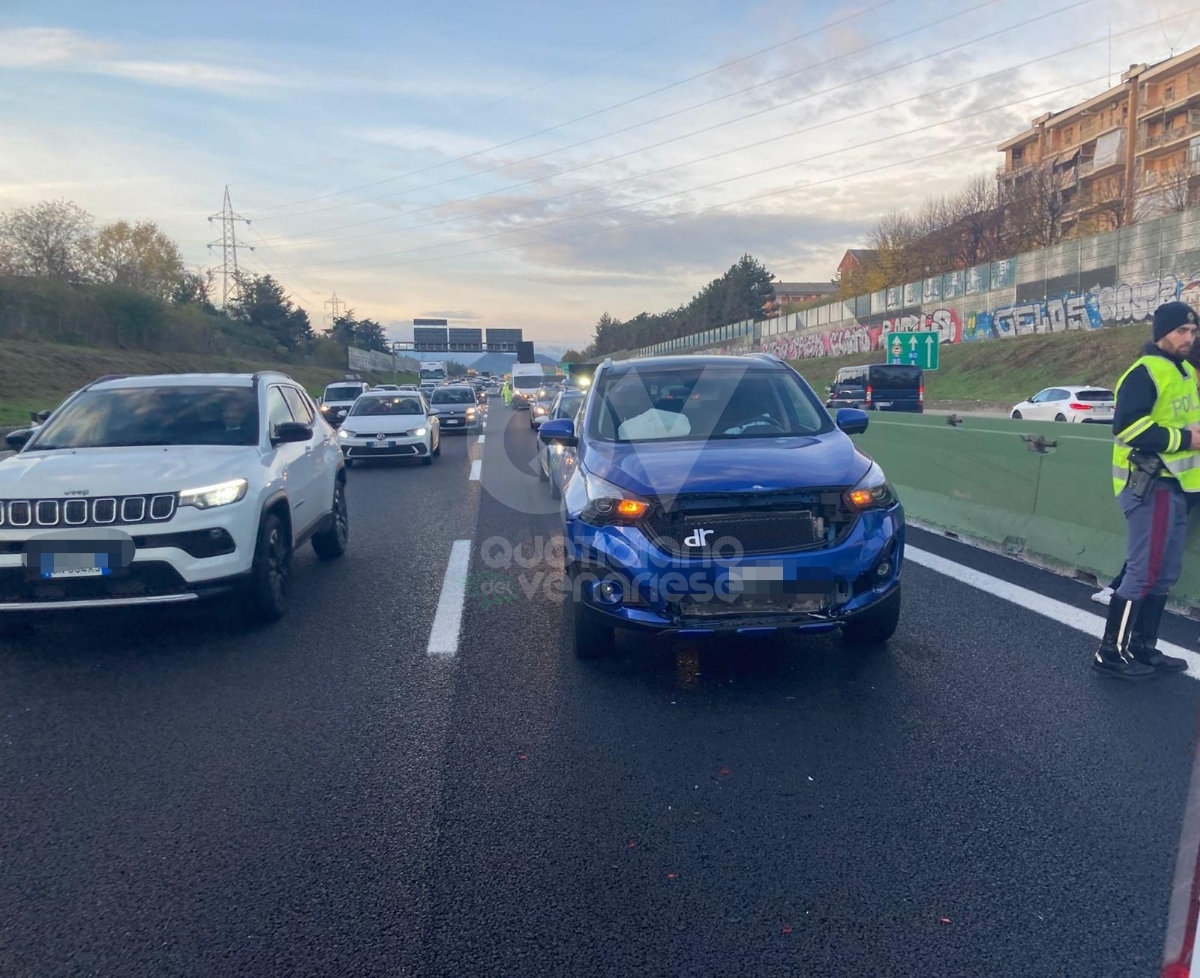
[856,413,1200,610]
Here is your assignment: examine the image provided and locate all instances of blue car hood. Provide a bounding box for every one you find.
[582,433,871,498]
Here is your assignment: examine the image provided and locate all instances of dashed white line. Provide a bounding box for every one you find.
[469,459,482,481]
[907,546,1200,677]
[477,434,485,444]
[427,539,472,657]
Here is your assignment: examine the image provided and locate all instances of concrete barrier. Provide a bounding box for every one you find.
[855,414,1200,608]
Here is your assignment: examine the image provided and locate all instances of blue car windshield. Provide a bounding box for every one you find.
[589,364,831,443]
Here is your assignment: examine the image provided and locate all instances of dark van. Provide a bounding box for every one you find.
[826,364,924,413]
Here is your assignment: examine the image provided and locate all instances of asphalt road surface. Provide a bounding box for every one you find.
[3,401,1199,978]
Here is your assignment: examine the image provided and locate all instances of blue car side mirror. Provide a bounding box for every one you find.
[539,418,577,447]
[836,408,869,435]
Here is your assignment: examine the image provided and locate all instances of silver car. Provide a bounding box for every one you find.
[428,385,482,433]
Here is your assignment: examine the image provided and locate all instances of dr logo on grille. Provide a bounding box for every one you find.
[683,528,715,548]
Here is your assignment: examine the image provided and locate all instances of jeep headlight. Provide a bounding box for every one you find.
[179,478,249,510]
[844,461,896,512]
[579,469,649,526]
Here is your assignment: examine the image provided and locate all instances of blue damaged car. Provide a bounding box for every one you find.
[537,354,904,658]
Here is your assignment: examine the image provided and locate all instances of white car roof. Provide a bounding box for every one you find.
[1047,385,1114,394]
[90,372,263,390]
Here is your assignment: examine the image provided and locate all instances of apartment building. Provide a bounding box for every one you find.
[996,43,1200,236]
[1136,47,1200,219]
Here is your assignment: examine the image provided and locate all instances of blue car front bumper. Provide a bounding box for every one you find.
[563,506,904,635]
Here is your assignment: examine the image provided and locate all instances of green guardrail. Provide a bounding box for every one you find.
[855,413,1200,609]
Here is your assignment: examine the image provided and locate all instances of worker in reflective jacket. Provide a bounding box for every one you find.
[1098,301,1200,679]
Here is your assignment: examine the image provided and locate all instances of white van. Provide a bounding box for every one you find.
[319,380,371,427]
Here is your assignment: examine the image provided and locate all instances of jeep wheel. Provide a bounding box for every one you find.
[841,588,901,646]
[312,482,349,560]
[572,598,614,659]
[245,512,291,621]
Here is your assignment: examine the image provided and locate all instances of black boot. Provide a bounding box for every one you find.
[1093,595,1157,680]
[1129,594,1188,673]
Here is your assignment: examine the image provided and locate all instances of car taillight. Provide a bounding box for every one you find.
[1068,402,1091,411]
[865,385,873,404]
[918,384,924,404]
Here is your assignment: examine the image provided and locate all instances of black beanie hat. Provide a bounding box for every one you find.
[1153,300,1198,341]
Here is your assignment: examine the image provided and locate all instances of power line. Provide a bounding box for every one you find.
[247,0,900,220]
[246,2,738,215]
[305,72,1111,275]
[255,0,1022,238]
[206,185,253,308]
[264,0,1095,254]
[245,223,326,303]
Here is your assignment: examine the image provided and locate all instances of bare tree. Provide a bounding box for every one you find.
[948,174,1004,267]
[0,199,94,281]
[1007,161,1069,250]
[1151,161,1197,217]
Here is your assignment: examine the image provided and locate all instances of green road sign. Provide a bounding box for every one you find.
[885,331,939,370]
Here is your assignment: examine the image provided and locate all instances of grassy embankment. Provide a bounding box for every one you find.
[0,276,412,426]
[0,340,412,426]
[788,326,1149,409]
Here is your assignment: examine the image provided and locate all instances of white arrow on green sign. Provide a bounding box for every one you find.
[884,331,939,370]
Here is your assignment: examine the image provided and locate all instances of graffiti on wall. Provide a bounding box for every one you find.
[760,272,1200,359]
[881,309,962,345]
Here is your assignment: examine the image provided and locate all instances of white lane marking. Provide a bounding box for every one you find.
[428,539,472,657]
[907,546,1200,676]
[477,434,485,444]
[469,459,482,481]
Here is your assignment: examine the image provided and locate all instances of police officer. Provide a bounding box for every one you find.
[1097,301,1200,679]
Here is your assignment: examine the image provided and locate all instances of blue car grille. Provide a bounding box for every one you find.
[643,491,853,557]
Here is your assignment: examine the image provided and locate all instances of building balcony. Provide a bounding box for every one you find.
[1137,117,1200,156]
[1139,158,1199,190]
[1065,188,1125,216]
[1077,155,1125,178]
[1079,117,1124,141]
[1139,73,1200,118]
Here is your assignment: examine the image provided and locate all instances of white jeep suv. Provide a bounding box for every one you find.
[0,372,348,622]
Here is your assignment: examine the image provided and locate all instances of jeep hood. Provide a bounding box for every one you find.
[0,447,257,497]
[583,433,871,498]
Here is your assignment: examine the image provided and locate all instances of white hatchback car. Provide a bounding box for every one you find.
[1010,386,1115,423]
[0,372,348,622]
[337,392,440,465]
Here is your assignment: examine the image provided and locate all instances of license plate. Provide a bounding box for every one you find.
[40,552,110,580]
[374,439,389,449]
[444,418,460,425]
[876,401,893,408]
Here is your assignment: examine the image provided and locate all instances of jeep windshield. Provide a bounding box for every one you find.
[324,386,363,402]
[27,387,260,450]
[589,364,831,443]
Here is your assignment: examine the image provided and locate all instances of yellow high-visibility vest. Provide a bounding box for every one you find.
[1112,354,1200,495]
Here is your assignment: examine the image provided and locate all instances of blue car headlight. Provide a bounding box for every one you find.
[578,469,651,526]
[844,461,896,512]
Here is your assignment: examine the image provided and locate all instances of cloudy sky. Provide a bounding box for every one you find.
[1,0,1197,347]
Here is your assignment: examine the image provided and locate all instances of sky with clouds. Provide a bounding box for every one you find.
[1,0,1197,347]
